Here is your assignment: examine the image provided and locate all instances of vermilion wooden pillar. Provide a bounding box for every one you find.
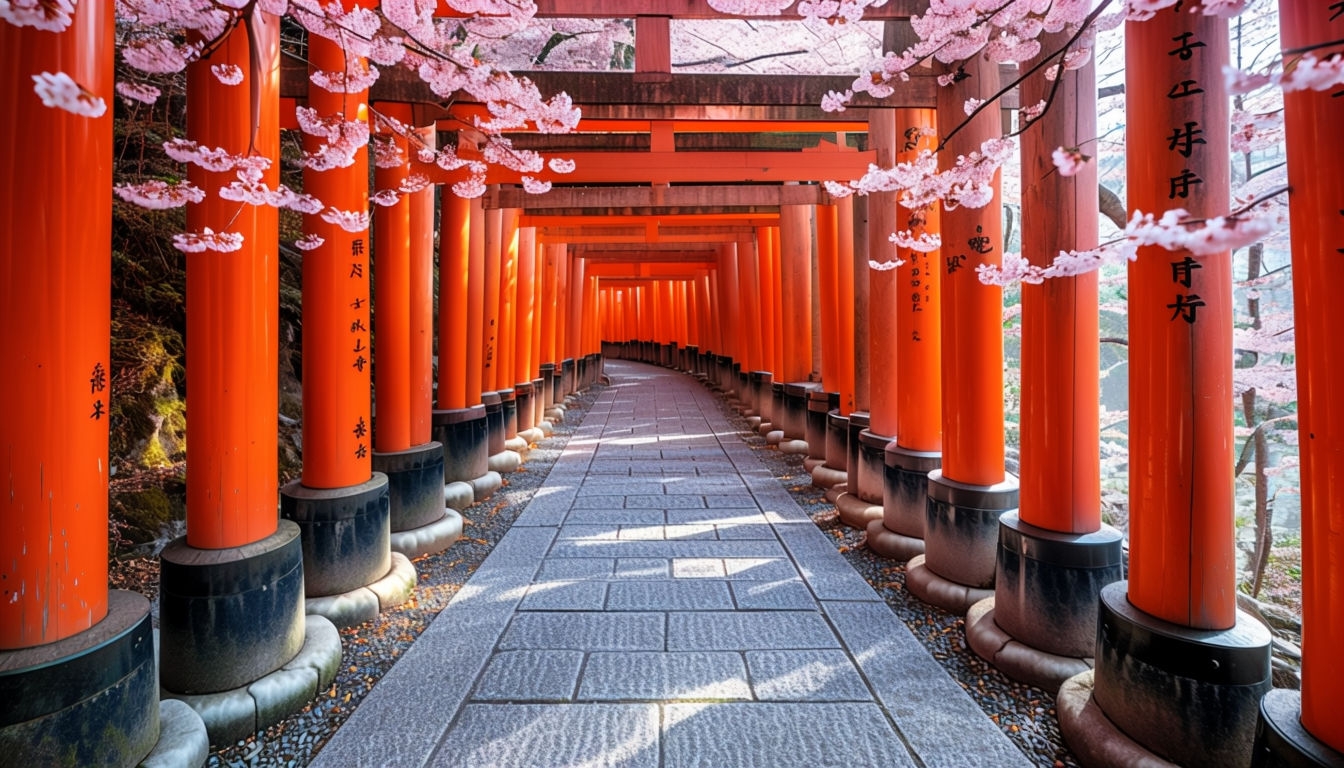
[1251,3,1344,763]
[1,0,113,649]
[283,30,402,628]
[964,33,1123,691]
[813,196,857,490]
[499,209,519,393]
[756,227,780,434]
[905,51,1017,614]
[869,110,943,558]
[0,12,189,760]
[514,225,540,441]
[1062,7,1270,767]
[466,198,487,407]
[440,194,471,411]
[482,206,504,394]
[409,125,435,446]
[816,204,840,389]
[372,104,413,455]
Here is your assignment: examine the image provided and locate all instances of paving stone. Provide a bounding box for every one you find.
[550,539,785,560]
[573,493,631,509]
[566,508,666,526]
[617,524,667,540]
[519,580,609,611]
[500,612,665,651]
[536,558,615,581]
[721,558,801,581]
[730,579,817,610]
[668,611,840,651]
[606,580,734,611]
[473,651,584,701]
[578,652,752,701]
[704,493,760,508]
[671,558,726,578]
[614,558,670,578]
[429,704,659,768]
[713,521,779,540]
[745,650,872,702]
[666,508,764,525]
[556,524,621,541]
[662,703,916,768]
[821,601,1032,768]
[774,525,884,601]
[662,523,718,540]
[621,493,705,509]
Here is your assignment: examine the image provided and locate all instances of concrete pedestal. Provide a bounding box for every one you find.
[763,382,787,443]
[499,388,526,453]
[906,470,1019,614]
[560,358,575,400]
[831,411,869,504]
[867,446,942,560]
[0,591,192,768]
[811,409,849,489]
[837,429,890,528]
[803,390,837,472]
[748,370,771,424]
[1060,582,1272,768]
[1251,689,1344,768]
[372,441,462,560]
[539,363,556,411]
[778,382,816,454]
[432,405,498,507]
[281,473,415,627]
[515,382,544,445]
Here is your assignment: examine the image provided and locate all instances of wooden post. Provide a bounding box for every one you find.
[465,197,486,407]
[867,109,900,439]
[373,102,413,454]
[836,196,857,416]
[498,207,519,390]
[780,203,813,384]
[440,193,471,411]
[516,226,537,384]
[817,204,840,388]
[409,125,435,446]
[482,205,503,394]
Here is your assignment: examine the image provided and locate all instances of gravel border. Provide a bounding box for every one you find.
[211,372,1076,767]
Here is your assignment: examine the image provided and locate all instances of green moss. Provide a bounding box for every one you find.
[109,486,182,544]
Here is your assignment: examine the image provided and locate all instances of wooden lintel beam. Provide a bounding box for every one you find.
[491,184,826,211]
[521,213,778,228]
[538,224,756,245]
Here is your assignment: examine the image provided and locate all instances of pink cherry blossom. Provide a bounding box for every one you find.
[163,138,239,172]
[370,189,401,207]
[821,89,853,112]
[1051,147,1089,177]
[868,257,905,271]
[116,81,161,104]
[211,63,244,86]
[890,230,941,252]
[122,37,201,75]
[320,207,370,233]
[399,174,431,194]
[294,233,325,251]
[522,176,552,194]
[173,227,244,253]
[0,0,73,31]
[32,71,106,118]
[548,157,576,174]
[114,180,206,209]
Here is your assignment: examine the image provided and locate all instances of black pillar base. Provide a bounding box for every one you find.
[839,411,870,500]
[907,471,1019,614]
[499,388,520,441]
[762,382,787,440]
[483,391,505,455]
[1252,689,1344,768]
[804,390,837,467]
[1,591,159,768]
[373,441,447,533]
[560,358,575,399]
[747,371,771,419]
[780,382,816,455]
[432,405,491,502]
[280,474,391,598]
[159,522,305,694]
[515,381,535,434]
[811,409,849,489]
[837,428,891,527]
[539,364,556,410]
[1082,581,1272,768]
[867,446,942,561]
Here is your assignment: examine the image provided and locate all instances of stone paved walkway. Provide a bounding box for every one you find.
[313,361,1031,768]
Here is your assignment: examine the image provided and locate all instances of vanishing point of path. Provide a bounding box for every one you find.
[312,360,1032,768]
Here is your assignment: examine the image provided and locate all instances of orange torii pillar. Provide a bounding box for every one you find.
[587,273,603,382]
[905,54,1018,614]
[739,239,769,422]
[434,194,501,508]
[513,225,545,446]
[757,227,784,437]
[481,205,515,474]
[870,110,944,560]
[714,242,744,408]
[962,37,1124,692]
[539,243,564,419]
[163,16,345,745]
[832,194,872,506]
[814,196,857,490]
[529,241,549,434]
[0,6,207,762]
[804,203,842,475]
[840,110,900,526]
[1254,6,1344,764]
[281,33,411,630]
[565,252,588,394]
[1060,8,1270,768]
[497,207,524,456]
[370,108,462,558]
[777,203,818,456]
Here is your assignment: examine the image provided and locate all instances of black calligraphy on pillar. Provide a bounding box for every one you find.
[1167,80,1204,100]
[967,225,993,255]
[89,362,107,420]
[1330,1,1343,22]
[946,253,966,274]
[902,126,921,153]
[1167,121,1206,157]
[349,263,364,279]
[1171,256,1202,287]
[1168,31,1205,60]
[353,417,368,439]
[1167,293,1205,324]
[1159,18,1212,323]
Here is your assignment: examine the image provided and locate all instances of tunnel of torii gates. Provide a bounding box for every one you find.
[1,3,1342,768]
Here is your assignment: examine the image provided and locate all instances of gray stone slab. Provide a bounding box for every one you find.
[617,524,668,540]
[704,493,760,508]
[774,525,885,601]
[662,523,718,540]
[822,600,1033,768]
[572,493,631,509]
[549,539,785,560]
[730,579,817,610]
[428,704,659,768]
[537,558,615,580]
[578,652,751,701]
[625,494,706,509]
[721,558,802,581]
[606,580,735,611]
[473,650,585,701]
[565,508,666,526]
[662,703,916,768]
[556,524,621,540]
[500,612,665,651]
[671,558,725,578]
[666,508,764,525]
[745,650,872,702]
[668,611,840,651]
[714,521,779,540]
[519,580,609,611]
[615,558,670,578]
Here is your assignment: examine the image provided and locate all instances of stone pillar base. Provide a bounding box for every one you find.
[469,470,504,501]
[489,449,522,474]
[781,382,816,446]
[824,481,848,505]
[142,699,210,768]
[1057,671,1178,768]
[159,522,305,695]
[0,591,170,767]
[505,434,530,453]
[842,412,869,501]
[965,599,1093,693]
[805,390,837,467]
[876,446,942,556]
[811,464,847,489]
[1060,581,1273,768]
[514,381,536,436]
[391,508,463,560]
[483,392,505,456]
[836,490,882,528]
[498,388,519,440]
[373,442,447,535]
[1252,689,1344,768]
[433,406,489,488]
[905,554,995,614]
[281,474,393,598]
[909,470,1019,612]
[163,614,341,746]
[760,382,786,438]
[864,518,926,561]
[812,410,849,489]
[304,551,417,629]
